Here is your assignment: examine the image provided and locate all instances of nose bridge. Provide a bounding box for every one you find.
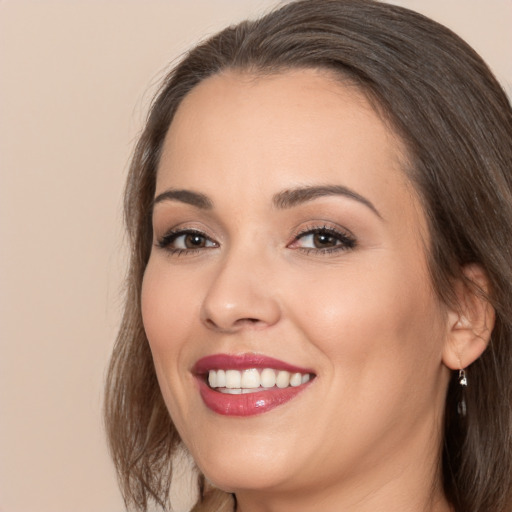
[201,239,280,332]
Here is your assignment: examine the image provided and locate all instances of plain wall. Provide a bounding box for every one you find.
[0,1,510,511]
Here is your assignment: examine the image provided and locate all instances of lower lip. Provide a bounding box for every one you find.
[197,379,311,416]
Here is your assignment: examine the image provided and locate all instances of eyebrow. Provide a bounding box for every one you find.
[152,184,381,218]
[273,185,382,218]
[153,189,213,210]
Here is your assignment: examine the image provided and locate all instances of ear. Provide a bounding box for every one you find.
[442,264,495,370]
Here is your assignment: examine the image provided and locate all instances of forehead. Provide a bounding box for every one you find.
[156,68,420,225]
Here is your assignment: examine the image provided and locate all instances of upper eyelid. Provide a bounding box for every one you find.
[162,227,213,238]
[157,224,350,239]
[155,224,216,240]
[152,209,225,234]
[292,223,355,240]
[296,225,348,236]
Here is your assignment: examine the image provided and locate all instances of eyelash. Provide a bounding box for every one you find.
[292,225,357,254]
[156,225,356,256]
[157,228,218,256]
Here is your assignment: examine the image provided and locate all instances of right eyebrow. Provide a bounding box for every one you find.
[152,189,213,210]
[273,184,382,219]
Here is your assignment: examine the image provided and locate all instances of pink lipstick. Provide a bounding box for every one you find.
[193,353,314,416]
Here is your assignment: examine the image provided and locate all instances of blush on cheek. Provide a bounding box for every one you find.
[141,270,178,354]
[292,261,439,375]
[141,264,203,357]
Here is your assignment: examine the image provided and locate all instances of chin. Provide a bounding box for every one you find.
[201,462,290,495]
[190,434,302,494]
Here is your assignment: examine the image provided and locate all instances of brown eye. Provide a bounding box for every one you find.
[312,232,339,248]
[184,233,208,248]
[292,227,356,253]
[158,229,218,252]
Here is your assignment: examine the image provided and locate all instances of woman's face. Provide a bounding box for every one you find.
[142,69,453,502]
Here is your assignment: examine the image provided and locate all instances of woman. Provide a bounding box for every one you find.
[104,1,512,511]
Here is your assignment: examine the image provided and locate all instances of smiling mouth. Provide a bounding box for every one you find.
[207,368,312,394]
[193,353,315,416]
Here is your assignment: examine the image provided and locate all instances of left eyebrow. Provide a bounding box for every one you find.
[152,189,213,210]
[272,185,382,219]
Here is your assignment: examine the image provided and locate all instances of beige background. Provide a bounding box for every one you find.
[0,1,510,511]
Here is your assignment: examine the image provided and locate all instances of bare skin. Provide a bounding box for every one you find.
[142,69,489,512]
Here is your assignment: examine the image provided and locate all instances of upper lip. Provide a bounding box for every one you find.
[193,353,314,375]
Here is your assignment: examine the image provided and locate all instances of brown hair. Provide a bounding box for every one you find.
[104,1,512,511]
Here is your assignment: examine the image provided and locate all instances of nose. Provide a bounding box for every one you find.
[200,249,281,333]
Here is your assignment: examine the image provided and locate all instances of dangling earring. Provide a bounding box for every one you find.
[457,369,468,417]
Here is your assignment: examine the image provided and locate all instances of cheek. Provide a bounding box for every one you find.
[141,261,205,435]
[141,261,199,357]
[285,259,448,458]
[141,262,199,410]
[284,257,445,378]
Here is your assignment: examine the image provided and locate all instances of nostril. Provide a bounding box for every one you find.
[202,316,266,333]
[235,317,262,326]
[204,318,218,329]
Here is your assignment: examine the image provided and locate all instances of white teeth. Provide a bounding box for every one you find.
[222,388,241,394]
[216,369,226,387]
[260,368,277,388]
[290,372,302,387]
[241,368,260,389]
[276,370,290,388]
[207,368,313,392]
[225,369,242,389]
